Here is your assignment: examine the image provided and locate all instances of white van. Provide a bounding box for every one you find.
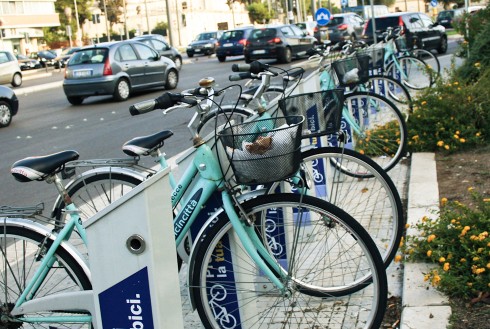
[347,5,389,19]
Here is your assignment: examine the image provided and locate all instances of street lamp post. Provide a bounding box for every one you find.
[73,0,81,45]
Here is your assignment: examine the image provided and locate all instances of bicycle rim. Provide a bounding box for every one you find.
[269,147,404,267]
[342,91,408,172]
[198,106,253,141]
[365,75,413,119]
[0,224,92,328]
[387,56,432,90]
[412,49,440,83]
[189,194,387,329]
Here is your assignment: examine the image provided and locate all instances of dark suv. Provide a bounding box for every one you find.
[362,12,447,54]
[216,27,254,62]
[186,31,222,57]
[243,24,318,63]
[325,13,365,43]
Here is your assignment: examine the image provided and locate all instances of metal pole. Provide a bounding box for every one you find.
[165,0,174,46]
[144,0,150,33]
[122,0,129,39]
[73,0,81,45]
[370,0,377,44]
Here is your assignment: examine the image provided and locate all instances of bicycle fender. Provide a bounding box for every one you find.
[186,188,267,310]
[0,217,91,280]
[50,166,146,219]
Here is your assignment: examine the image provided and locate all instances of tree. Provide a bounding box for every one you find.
[247,2,272,23]
[103,0,125,30]
[151,22,169,36]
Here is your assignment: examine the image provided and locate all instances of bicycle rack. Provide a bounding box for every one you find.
[84,167,183,329]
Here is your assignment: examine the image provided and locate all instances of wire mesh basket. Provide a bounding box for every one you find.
[217,115,304,186]
[278,89,344,138]
[395,36,409,52]
[332,55,370,87]
[356,46,385,70]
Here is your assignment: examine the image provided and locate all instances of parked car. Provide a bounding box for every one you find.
[0,51,22,87]
[0,85,19,127]
[215,27,254,62]
[54,47,81,69]
[362,12,448,54]
[186,31,223,57]
[436,8,465,28]
[30,50,57,67]
[132,34,183,70]
[16,54,42,70]
[63,40,179,105]
[244,24,318,63]
[324,13,365,43]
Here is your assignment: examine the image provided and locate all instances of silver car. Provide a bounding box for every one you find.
[63,40,179,105]
[0,51,22,87]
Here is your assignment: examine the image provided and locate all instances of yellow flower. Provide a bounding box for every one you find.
[421,101,427,106]
[439,257,446,263]
[460,138,466,143]
[444,145,450,150]
[467,96,472,101]
[437,141,444,147]
[432,275,441,286]
[456,131,460,135]
[453,81,459,86]
[484,198,490,202]
[474,62,480,67]
[443,263,450,271]
[394,255,402,263]
[473,257,480,261]
[476,132,481,137]
[468,187,474,192]
[441,197,448,205]
[424,273,430,281]
[453,134,459,139]
[460,258,466,263]
[412,135,419,140]
[427,234,436,243]
[487,263,490,269]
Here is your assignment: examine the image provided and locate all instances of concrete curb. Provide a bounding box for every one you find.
[400,153,451,329]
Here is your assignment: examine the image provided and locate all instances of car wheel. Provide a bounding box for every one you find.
[279,47,292,64]
[174,56,183,70]
[67,96,84,105]
[165,69,179,90]
[187,52,194,58]
[113,79,131,101]
[11,73,22,87]
[437,36,448,54]
[0,100,12,127]
[217,56,226,62]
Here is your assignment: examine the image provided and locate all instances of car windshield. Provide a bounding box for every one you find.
[195,33,216,41]
[61,48,80,56]
[249,28,277,40]
[69,49,108,65]
[327,17,345,26]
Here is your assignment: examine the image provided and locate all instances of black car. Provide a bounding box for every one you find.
[133,34,183,70]
[0,85,19,128]
[54,47,81,69]
[362,12,448,54]
[186,31,223,57]
[243,24,318,64]
[325,13,365,43]
[216,27,254,62]
[30,50,57,67]
[436,9,465,28]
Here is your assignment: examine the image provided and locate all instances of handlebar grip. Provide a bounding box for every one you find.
[129,99,158,116]
[231,63,250,72]
[232,61,270,74]
[229,72,253,81]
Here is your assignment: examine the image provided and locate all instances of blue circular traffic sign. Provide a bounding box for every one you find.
[430,0,437,7]
[315,8,331,26]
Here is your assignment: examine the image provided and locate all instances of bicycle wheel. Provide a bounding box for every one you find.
[385,55,433,90]
[412,48,440,82]
[364,74,413,119]
[268,147,404,267]
[342,91,408,172]
[197,106,253,140]
[189,193,387,329]
[0,222,92,328]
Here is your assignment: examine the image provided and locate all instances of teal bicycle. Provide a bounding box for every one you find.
[2,90,387,328]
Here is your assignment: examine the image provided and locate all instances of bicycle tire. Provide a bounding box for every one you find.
[189,193,387,329]
[0,223,92,328]
[385,55,433,90]
[267,146,404,267]
[364,74,413,118]
[412,48,441,82]
[342,91,408,172]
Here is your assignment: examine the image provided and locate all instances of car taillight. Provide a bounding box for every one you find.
[268,37,282,44]
[337,24,348,30]
[314,26,319,32]
[103,58,112,76]
[362,21,369,36]
[238,39,246,46]
[399,16,405,35]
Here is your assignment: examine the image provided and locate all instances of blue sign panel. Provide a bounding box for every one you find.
[315,8,331,26]
[99,267,154,329]
[430,0,438,7]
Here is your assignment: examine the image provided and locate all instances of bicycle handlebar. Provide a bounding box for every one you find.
[129,93,198,116]
[229,72,253,81]
[231,61,278,76]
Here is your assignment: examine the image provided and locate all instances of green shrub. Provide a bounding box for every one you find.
[403,191,490,299]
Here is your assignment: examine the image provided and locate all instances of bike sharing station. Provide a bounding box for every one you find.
[83,167,184,329]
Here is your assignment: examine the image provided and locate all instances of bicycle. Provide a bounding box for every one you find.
[3,90,388,328]
[52,74,404,270]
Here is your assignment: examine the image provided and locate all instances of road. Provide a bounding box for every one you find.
[1,38,463,209]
